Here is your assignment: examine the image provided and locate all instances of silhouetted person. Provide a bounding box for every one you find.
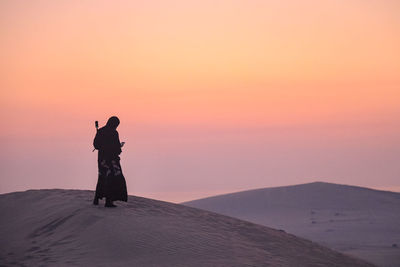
[93,116,128,207]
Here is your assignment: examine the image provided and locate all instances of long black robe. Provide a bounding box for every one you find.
[93,126,128,202]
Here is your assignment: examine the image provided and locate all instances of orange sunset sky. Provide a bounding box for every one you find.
[1,0,399,202]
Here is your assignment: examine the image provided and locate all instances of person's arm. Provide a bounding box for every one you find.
[115,131,122,155]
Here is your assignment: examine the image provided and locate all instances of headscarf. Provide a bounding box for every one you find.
[106,116,120,129]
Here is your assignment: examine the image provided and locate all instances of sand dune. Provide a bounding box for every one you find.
[0,189,374,266]
[183,182,400,267]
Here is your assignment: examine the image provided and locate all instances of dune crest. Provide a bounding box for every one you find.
[184,182,400,267]
[0,189,374,266]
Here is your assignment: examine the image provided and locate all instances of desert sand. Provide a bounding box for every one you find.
[0,188,374,266]
[184,182,400,267]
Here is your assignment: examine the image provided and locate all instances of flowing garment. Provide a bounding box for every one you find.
[95,157,128,202]
[94,126,128,202]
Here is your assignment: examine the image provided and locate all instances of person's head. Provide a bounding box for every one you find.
[106,116,120,129]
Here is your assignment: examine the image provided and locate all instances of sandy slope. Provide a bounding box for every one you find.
[183,182,400,267]
[0,189,373,267]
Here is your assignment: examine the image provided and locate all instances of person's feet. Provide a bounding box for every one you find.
[93,198,99,205]
[105,199,117,208]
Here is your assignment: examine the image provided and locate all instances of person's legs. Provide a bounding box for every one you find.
[104,159,120,208]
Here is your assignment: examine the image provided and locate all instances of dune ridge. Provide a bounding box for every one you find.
[0,188,374,266]
[183,182,400,267]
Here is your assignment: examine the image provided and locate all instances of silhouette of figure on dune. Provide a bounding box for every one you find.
[93,116,128,207]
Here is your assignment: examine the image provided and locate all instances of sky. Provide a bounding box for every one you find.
[0,0,399,202]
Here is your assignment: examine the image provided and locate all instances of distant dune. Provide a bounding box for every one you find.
[0,189,374,266]
[183,182,400,267]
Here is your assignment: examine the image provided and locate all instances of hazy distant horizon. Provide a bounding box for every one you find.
[1,180,399,204]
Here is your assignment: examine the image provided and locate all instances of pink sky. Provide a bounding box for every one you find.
[1,0,399,202]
